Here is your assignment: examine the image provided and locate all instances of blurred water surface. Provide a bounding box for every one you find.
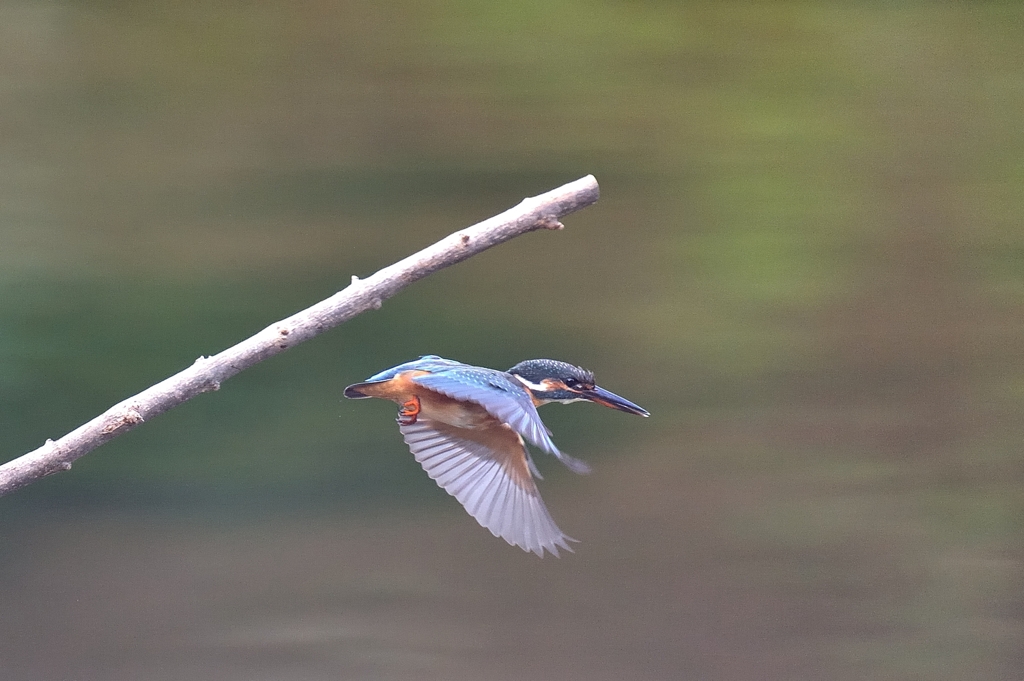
[2,2,1024,679]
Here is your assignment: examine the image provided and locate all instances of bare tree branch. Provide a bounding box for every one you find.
[0,175,600,497]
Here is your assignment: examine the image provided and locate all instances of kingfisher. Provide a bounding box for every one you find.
[344,355,649,557]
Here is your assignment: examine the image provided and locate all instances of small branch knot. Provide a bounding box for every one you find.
[538,215,565,230]
[43,460,72,477]
[276,326,291,348]
[101,406,144,435]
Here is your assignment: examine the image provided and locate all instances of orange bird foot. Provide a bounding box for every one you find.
[396,396,421,425]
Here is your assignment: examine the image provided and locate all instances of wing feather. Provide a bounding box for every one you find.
[399,417,574,557]
[462,461,501,516]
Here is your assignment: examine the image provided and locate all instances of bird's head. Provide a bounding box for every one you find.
[507,359,649,417]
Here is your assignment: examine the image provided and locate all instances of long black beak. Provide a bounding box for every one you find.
[582,385,650,417]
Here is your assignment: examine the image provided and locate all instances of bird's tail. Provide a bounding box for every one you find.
[343,382,376,398]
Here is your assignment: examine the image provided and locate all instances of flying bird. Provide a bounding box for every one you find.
[344,356,649,556]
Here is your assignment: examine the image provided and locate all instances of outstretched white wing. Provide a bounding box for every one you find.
[399,417,575,557]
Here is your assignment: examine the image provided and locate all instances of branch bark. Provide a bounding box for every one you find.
[0,175,600,497]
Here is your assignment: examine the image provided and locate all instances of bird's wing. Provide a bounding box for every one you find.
[408,372,558,454]
[400,417,575,557]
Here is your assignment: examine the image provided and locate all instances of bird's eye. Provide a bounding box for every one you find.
[563,378,581,390]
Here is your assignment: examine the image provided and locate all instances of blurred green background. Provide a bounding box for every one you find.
[2,2,1023,679]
